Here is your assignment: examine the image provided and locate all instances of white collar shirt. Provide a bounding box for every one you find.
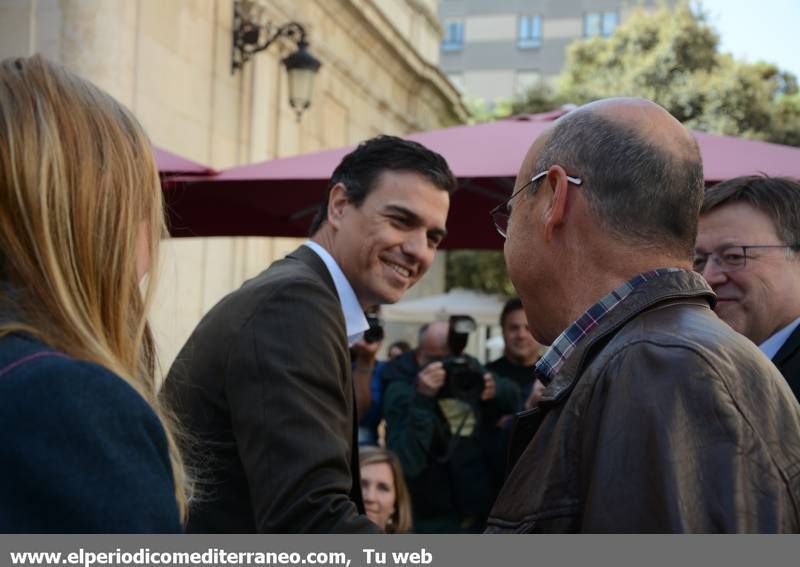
[303,240,368,346]
[759,316,800,360]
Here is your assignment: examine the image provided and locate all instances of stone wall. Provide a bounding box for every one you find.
[0,0,466,374]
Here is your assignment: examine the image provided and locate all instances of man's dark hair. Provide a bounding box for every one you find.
[308,135,456,235]
[701,175,800,248]
[500,297,524,328]
[532,111,704,257]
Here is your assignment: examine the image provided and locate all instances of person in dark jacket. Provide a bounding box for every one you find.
[487,97,800,533]
[696,175,800,402]
[486,297,543,407]
[0,55,185,532]
[162,136,454,533]
[382,321,519,533]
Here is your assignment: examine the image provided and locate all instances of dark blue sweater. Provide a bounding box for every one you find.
[0,333,181,533]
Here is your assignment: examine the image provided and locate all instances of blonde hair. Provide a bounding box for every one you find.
[0,55,188,520]
[359,446,413,534]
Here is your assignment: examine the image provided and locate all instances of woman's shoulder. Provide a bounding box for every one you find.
[0,333,181,533]
[0,332,68,375]
[0,333,150,408]
[0,333,89,388]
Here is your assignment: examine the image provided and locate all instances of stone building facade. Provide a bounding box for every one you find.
[0,0,466,372]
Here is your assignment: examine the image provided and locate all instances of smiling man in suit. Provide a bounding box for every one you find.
[696,175,800,401]
[162,136,454,533]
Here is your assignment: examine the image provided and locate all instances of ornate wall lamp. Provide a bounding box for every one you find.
[231,0,322,121]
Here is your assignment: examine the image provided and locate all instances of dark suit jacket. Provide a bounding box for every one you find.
[162,245,378,533]
[773,324,800,402]
[0,333,181,533]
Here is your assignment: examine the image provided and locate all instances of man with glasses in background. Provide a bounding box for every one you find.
[486,97,800,533]
[696,175,800,402]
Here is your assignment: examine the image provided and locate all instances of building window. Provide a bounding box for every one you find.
[584,12,601,37]
[442,19,464,52]
[601,11,618,37]
[584,11,618,38]
[517,15,542,49]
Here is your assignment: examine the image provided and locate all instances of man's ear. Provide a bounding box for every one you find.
[327,183,350,229]
[543,165,570,242]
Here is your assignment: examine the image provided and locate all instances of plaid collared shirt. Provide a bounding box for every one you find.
[534,268,682,384]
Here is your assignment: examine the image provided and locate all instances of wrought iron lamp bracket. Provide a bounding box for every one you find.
[231,3,308,74]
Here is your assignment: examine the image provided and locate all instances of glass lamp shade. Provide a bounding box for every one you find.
[283,43,321,119]
[286,67,316,113]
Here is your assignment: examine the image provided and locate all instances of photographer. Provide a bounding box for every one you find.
[381,319,519,533]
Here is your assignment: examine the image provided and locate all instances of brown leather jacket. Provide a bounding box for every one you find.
[487,271,800,533]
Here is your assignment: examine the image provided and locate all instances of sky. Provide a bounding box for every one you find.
[697,0,800,79]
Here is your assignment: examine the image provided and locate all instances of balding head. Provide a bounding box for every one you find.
[416,320,450,367]
[523,97,704,258]
[577,97,697,159]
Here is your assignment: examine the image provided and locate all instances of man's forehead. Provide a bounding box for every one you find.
[698,202,782,245]
[701,201,776,229]
[380,196,449,231]
[505,308,527,323]
[367,173,449,228]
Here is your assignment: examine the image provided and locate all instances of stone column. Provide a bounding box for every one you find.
[58,0,138,106]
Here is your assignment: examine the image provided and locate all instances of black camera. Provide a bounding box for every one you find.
[363,312,384,344]
[438,315,486,403]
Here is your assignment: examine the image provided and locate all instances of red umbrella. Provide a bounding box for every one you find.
[163,111,800,249]
[155,146,215,177]
[691,131,800,182]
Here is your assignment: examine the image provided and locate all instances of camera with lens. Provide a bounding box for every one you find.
[438,315,486,403]
[363,312,384,344]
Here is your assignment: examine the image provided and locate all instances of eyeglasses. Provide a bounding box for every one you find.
[489,170,583,238]
[692,244,798,273]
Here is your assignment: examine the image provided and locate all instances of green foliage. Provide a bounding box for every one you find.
[450,1,800,297]
[513,0,800,146]
[464,96,513,124]
[559,2,719,107]
[510,82,565,116]
[445,250,516,296]
[771,93,800,146]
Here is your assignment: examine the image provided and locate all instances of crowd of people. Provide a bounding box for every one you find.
[351,299,544,532]
[2,55,800,533]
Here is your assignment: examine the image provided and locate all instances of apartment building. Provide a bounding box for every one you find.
[438,0,664,104]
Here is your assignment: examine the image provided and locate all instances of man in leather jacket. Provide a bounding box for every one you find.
[487,97,800,533]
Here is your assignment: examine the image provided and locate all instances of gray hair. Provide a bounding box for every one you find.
[532,111,704,257]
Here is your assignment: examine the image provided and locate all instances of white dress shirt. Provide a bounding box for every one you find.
[759,316,800,360]
[303,240,369,346]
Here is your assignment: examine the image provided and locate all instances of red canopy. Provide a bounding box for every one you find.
[691,131,800,182]
[155,146,215,177]
[163,112,800,249]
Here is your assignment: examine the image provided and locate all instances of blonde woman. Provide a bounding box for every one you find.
[0,55,186,532]
[359,446,412,533]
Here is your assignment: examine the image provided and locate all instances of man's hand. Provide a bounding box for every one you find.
[351,338,380,366]
[480,373,496,401]
[417,361,446,397]
[352,339,381,420]
[524,378,546,410]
